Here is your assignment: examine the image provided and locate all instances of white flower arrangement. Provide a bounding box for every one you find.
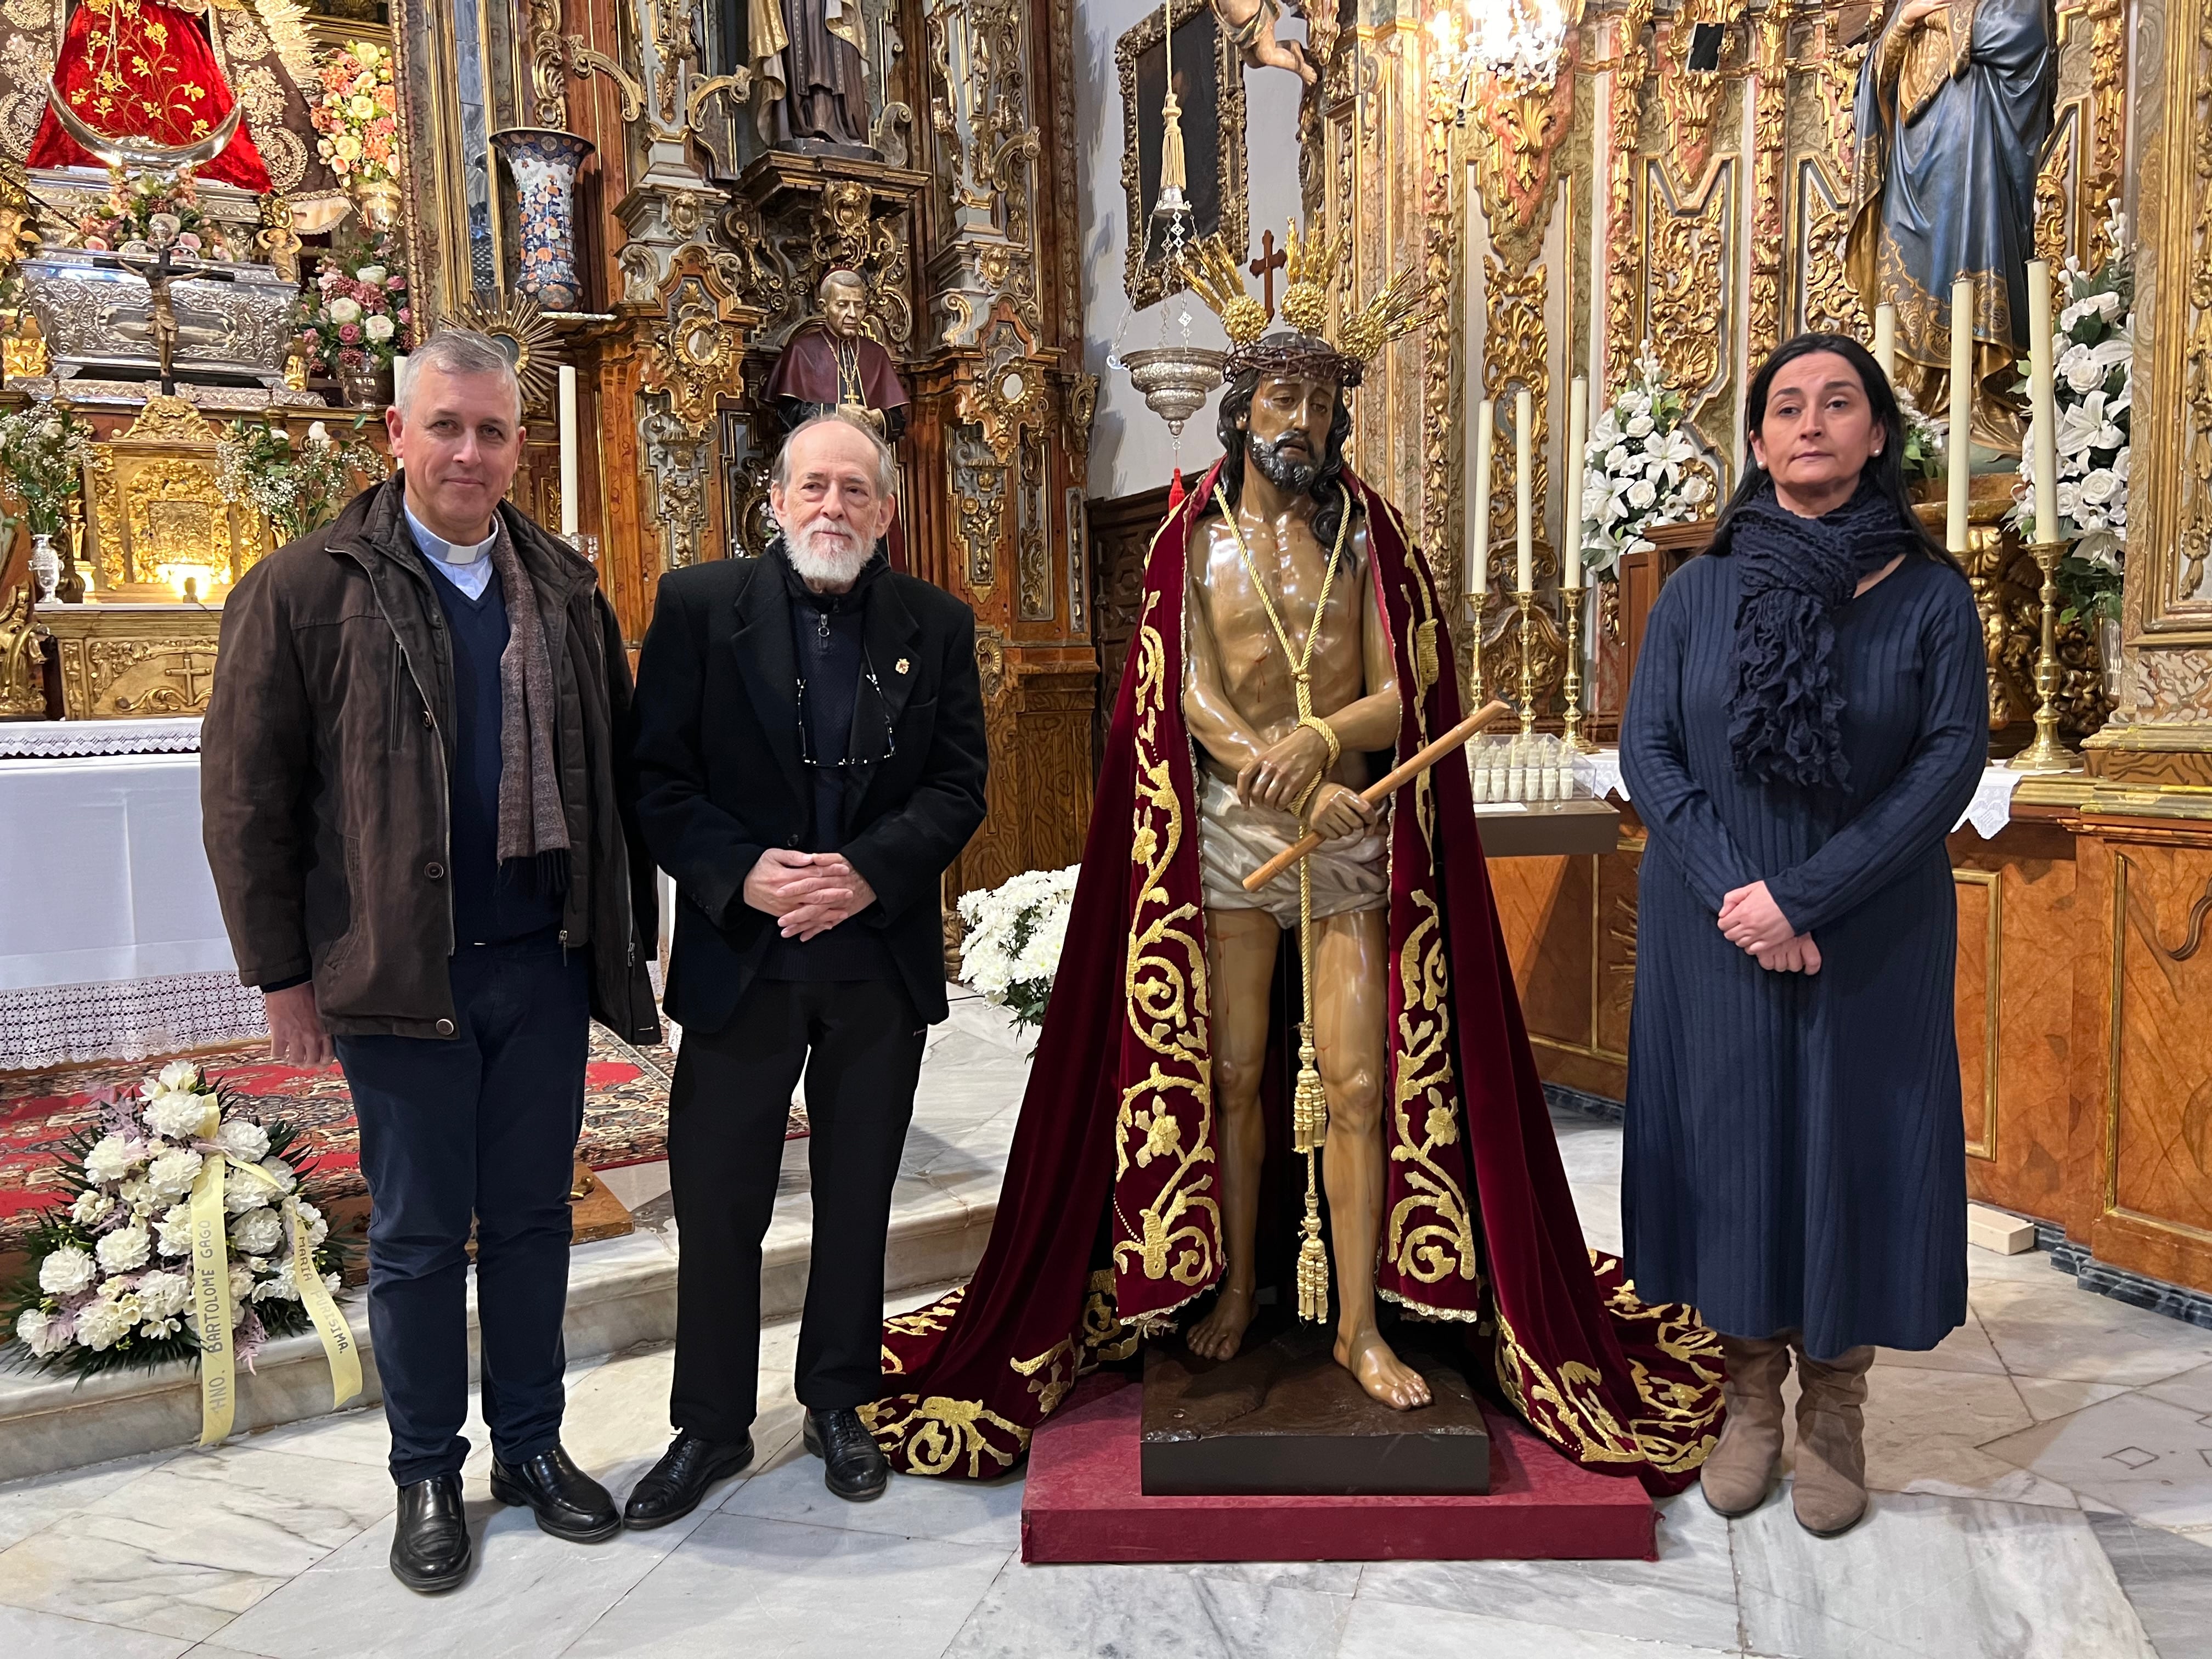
[4,1060,342,1377]
[1894,383,1946,483]
[1577,342,1716,582]
[957,865,1079,1042]
[2011,201,2133,624]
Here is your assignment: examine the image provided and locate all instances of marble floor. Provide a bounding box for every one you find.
[2,1096,2209,1657]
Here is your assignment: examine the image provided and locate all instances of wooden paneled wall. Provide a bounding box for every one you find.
[1491,804,2212,1300]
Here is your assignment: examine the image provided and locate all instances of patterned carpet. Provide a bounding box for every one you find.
[0,1026,803,1251]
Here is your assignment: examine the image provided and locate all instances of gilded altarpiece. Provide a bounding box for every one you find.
[1332,1,2212,1303]
[390,0,1099,887]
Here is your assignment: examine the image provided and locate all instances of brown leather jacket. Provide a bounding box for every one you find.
[201,475,659,1043]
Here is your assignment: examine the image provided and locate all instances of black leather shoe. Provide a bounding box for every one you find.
[804,1408,890,1502]
[390,1472,471,1593]
[623,1430,756,1530]
[488,1443,621,1542]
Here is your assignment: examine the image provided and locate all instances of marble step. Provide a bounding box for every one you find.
[0,995,1031,1485]
[0,1170,997,1485]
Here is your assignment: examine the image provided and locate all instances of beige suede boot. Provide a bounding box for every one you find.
[1792,1344,1875,1536]
[1700,1333,1793,1516]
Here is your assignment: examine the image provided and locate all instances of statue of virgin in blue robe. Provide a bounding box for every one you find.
[1846,0,2054,444]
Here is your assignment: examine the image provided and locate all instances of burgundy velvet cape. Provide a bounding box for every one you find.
[866,465,1723,1494]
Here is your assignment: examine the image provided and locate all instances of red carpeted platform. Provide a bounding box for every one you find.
[1021,1373,1656,1564]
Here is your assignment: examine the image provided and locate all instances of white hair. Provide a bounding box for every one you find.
[399,328,523,422]
[772,410,897,500]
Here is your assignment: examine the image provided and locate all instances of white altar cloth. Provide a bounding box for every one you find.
[1578,748,2022,839]
[0,752,259,1069]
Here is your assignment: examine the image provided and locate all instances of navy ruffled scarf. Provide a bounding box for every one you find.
[1722,478,1922,789]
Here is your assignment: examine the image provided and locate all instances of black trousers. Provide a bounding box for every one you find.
[335,935,588,1485]
[668,975,926,1444]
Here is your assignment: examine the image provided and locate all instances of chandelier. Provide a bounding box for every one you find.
[1428,0,1577,101]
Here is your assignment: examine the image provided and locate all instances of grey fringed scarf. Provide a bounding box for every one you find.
[485,522,571,879]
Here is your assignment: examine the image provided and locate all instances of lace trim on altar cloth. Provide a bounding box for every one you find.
[0,718,205,760]
[1582,749,2019,840]
[0,971,264,1072]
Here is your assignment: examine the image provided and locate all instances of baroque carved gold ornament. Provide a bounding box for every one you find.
[441,291,562,410]
[642,254,745,438]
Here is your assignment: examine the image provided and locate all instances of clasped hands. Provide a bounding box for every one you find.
[1718,881,1822,975]
[746,847,877,940]
[1237,722,1378,844]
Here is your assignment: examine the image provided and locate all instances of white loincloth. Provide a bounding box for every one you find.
[1197,770,1388,929]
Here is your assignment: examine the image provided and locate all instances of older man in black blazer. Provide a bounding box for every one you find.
[624,411,987,1522]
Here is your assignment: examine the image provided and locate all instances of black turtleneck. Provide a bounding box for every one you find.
[763,544,897,982]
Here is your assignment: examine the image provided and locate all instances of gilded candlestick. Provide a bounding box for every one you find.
[1465,592,1487,709]
[1514,587,1537,736]
[2009,539,2080,774]
[1560,585,1589,751]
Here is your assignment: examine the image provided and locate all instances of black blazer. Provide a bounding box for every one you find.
[631,546,988,1032]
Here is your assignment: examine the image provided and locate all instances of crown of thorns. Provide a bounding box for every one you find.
[1183,219,1432,387]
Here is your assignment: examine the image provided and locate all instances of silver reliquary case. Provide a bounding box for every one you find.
[17,248,300,390]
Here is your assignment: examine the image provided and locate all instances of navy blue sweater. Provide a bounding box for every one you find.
[425,561,563,946]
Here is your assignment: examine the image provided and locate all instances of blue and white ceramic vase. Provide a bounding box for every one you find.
[491,128,596,313]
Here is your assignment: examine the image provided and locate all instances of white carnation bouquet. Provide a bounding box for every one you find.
[957,865,1079,1042]
[1577,341,1716,582]
[2010,200,2133,625]
[4,1060,346,1379]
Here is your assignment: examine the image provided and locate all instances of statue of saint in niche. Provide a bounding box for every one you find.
[749,0,877,156]
[1845,0,2053,447]
[766,268,909,568]
[765,268,909,443]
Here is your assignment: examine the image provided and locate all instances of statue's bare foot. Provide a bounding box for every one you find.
[1186,1284,1256,1361]
[1334,1326,1433,1410]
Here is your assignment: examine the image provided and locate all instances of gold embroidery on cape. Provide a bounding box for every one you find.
[861,1393,1028,1477]
[878,1284,966,1375]
[1375,552,1480,1318]
[1493,1310,1644,1465]
[1110,584,1220,1293]
[1011,1336,1077,1418]
[1492,1265,1725,1476]
[1081,1267,1141,1363]
[1385,890,1479,1294]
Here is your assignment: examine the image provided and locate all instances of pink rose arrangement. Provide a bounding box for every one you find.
[297,242,411,376]
[311,41,401,188]
[77,165,209,256]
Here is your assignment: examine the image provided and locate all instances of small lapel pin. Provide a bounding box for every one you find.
[895,658,910,675]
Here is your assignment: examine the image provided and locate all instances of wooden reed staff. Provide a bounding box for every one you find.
[1242,699,1514,892]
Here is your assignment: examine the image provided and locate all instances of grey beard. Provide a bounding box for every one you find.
[1249,432,1319,493]
[781,517,871,588]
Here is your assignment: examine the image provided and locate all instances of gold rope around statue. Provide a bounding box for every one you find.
[1213,480,1352,1325]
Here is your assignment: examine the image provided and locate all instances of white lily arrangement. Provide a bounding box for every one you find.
[4,1060,345,1380]
[1577,341,1716,582]
[957,865,1079,1042]
[2011,201,2133,622]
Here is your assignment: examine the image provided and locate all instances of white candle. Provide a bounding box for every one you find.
[1872,303,1896,382]
[2025,259,2060,546]
[391,353,410,402]
[1470,398,1493,596]
[1514,386,1534,594]
[1946,277,1974,554]
[1564,376,1588,590]
[558,365,580,540]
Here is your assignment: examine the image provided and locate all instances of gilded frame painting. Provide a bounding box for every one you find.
[1118,0,1248,309]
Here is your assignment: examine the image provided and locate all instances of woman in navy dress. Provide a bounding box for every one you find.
[1621,333,1987,1538]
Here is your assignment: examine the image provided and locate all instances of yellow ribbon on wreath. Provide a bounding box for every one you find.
[188,1098,363,1446]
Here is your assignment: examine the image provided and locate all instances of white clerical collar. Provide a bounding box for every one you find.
[403,502,498,566]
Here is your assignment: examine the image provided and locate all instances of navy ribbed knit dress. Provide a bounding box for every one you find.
[1620,546,1987,1358]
